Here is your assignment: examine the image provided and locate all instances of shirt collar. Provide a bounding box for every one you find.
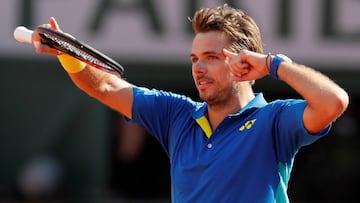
[191,93,268,119]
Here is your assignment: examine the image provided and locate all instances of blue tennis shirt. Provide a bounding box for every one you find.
[127,86,330,203]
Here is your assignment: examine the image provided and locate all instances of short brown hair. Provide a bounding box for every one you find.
[190,4,263,53]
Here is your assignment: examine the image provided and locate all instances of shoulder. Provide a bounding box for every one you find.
[267,98,306,110]
[252,99,307,122]
[132,86,199,109]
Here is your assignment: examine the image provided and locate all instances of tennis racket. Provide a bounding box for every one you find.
[13,26,124,76]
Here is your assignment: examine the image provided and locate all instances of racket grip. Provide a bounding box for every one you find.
[14,26,34,44]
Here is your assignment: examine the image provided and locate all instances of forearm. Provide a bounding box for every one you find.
[68,65,134,119]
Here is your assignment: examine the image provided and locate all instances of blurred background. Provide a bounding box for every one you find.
[0,0,359,202]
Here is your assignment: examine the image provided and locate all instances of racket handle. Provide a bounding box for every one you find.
[14,26,34,44]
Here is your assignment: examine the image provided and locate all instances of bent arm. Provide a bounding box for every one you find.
[277,61,349,134]
[223,49,349,134]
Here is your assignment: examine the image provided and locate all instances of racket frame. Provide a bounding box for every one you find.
[36,27,124,76]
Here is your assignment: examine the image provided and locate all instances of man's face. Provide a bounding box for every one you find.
[190,31,235,105]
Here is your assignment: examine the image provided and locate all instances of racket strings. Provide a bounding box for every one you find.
[42,33,114,72]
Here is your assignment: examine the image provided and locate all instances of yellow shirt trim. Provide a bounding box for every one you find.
[195,116,212,138]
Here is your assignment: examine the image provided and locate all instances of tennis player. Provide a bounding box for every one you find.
[32,4,349,203]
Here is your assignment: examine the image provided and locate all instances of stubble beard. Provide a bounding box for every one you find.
[199,84,238,109]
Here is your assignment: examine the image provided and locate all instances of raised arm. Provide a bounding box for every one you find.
[275,58,349,134]
[32,17,134,119]
[223,49,349,134]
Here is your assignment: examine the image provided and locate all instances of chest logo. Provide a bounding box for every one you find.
[239,119,257,131]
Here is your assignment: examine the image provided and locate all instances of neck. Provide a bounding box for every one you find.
[207,88,255,130]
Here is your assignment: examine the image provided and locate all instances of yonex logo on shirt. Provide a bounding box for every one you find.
[239,119,257,131]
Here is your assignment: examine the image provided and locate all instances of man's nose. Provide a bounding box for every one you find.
[192,60,207,74]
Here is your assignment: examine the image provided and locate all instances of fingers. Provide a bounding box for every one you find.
[223,48,258,81]
[32,17,62,55]
[49,17,61,31]
[223,48,237,59]
[223,48,247,74]
[230,63,250,81]
[37,17,59,30]
[34,41,61,55]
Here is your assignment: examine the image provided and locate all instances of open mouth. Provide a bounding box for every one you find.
[199,81,210,85]
[196,79,212,90]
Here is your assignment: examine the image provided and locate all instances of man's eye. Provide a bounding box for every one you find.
[191,58,198,63]
[208,56,218,60]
